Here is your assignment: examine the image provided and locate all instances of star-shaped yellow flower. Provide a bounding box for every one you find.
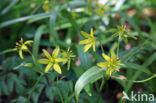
[38,47,64,74]
[97,49,123,76]
[79,28,96,52]
[61,47,76,70]
[15,38,33,59]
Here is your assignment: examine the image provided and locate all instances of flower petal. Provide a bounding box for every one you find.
[21,45,28,50]
[55,58,65,63]
[115,60,121,65]
[19,49,24,59]
[52,46,60,58]
[24,40,33,45]
[90,28,94,37]
[102,53,110,61]
[20,38,23,43]
[44,63,53,73]
[84,44,92,52]
[38,59,49,64]
[53,63,62,74]
[105,68,112,76]
[43,49,51,59]
[80,31,90,38]
[97,62,107,68]
[79,39,91,45]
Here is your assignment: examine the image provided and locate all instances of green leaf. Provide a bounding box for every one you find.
[124,63,152,75]
[0,0,19,15]
[75,66,105,98]
[0,12,53,28]
[121,46,143,62]
[75,45,92,70]
[0,48,16,55]
[33,25,46,59]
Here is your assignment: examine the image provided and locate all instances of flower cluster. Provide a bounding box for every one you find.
[38,47,64,74]
[61,47,76,70]
[15,24,135,76]
[97,49,124,76]
[108,25,137,44]
[79,28,96,52]
[15,38,75,74]
[15,38,33,59]
[79,26,135,76]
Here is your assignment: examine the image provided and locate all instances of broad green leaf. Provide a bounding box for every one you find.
[76,45,92,70]
[75,66,105,98]
[33,25,46,59]
[121,46,143,62]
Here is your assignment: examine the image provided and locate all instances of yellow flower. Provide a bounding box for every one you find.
[61,47,76,70]
[94,3,108,16]
[15,38,33,59]
[38,47,64,74]
[79,28,96,52]
[97,49,123,76]
[43,0,51,13]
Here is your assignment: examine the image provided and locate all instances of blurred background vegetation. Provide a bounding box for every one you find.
[0,0,156,103]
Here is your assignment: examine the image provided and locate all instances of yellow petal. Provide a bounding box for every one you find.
[24,40,33,45]
[44,63,53,73]
[92,42,96,52]
[19,49,24,59]
[105,68,112,76]
[80,31,90,38]
[55,58,65,63]
[16,42,20,46]
[84,44,92,52]
[115,60,121,65]
[111,49,116,59]
[52,46,60,58]
[97,62,107,68]
[38,59,49,64]
[90,28,94,37]
[20,38,23,43]
[43,49,51,59]
[102,53,110,61]
[53,63,62,74]
[79,39,91,45]
[21,45,28,50]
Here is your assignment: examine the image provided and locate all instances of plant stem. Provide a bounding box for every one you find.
[56,86,64,103]
[99,77,105,92]
[96,77,105,103]
[117,37,121,57]
[99,39,104,54]
[25,74,44,103]
[64,93,75,103]
[111,74,156,83]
